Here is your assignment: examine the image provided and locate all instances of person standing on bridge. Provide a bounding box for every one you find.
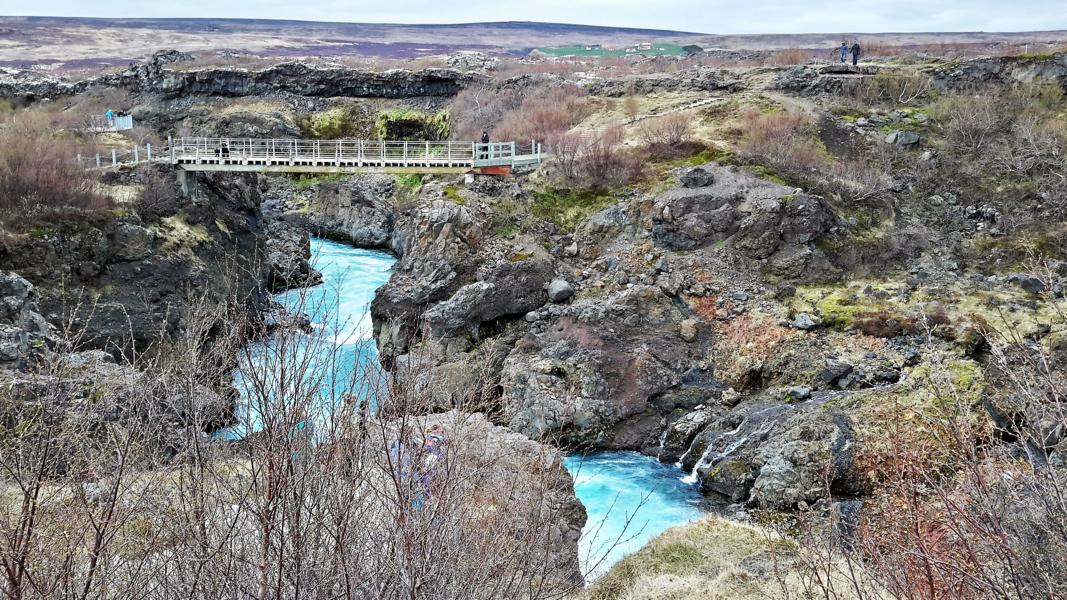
[480,130,490,160]
[850,42,862,66]
[839,42,849,63]
[104,109,114,126]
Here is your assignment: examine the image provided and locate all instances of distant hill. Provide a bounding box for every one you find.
[0,18,706,67]
[0,17,1064,69]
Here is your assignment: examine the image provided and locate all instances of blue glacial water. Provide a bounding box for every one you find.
[229,237,705,576]
[564,452,705,578]
[222,237,396,438]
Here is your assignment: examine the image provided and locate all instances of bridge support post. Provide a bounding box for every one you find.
[111,149,117,166]
[177,169,196,199]
[134,146,140,163]
[146,144,152,162]
[95,154,100,168]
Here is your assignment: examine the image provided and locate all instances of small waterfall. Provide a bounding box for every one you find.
[679,417,779,485]
[680,443,715,484]
[680,420,745,484]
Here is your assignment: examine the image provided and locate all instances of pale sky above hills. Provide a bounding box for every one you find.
[3,0,1066,34]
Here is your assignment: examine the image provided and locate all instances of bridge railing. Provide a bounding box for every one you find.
[169,138,544,168]
[171,138,496,166]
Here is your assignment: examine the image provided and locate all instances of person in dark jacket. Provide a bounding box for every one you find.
[850,42,861,66]
[480,131,490,160]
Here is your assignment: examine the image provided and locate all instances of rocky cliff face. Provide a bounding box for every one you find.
[294,165,857,482]
[412,410,587,587]
[0,272,53,369]
[0,165,271,354]
[0,50,480,102]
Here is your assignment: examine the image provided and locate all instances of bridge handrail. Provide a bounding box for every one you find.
[79,137,546,171]
[169,137,541,165]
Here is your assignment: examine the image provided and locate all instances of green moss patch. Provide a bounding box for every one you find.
[297,104,376,139]
[531,188,617,232]
[791,279,1065,343]
[156,214,211,252]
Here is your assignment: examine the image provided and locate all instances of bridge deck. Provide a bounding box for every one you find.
[168,138,544,174]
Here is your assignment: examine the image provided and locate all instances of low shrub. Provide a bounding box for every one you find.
[841,71,934,105]
[737,109,829,175]
[134,169,182,223]
[549,127,643,189]
[0,114,109,232]
[491,84,591,143]
[638,111,697,158]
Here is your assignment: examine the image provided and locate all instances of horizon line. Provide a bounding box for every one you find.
[2,15,1067,37]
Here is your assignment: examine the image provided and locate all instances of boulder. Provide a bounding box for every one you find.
[110,223,157,261]
[885,130,921,146]
[1011,273,1047,294]
[547,279,575,303]
[820,358,855,385]
[680,167,715,188]
[423,256,553,338]
[791,313,822,330]
[751,412,859,509]
[679,318,700,342]
[0,272,53,366]
[397,411,586,587]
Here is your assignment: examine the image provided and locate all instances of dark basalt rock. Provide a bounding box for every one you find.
[0,49,480,102]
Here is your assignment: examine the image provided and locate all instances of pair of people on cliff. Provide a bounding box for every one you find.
[389,426,446,514]
[839,41,862,65]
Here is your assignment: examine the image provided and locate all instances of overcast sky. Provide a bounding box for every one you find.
[4,0,1066,34]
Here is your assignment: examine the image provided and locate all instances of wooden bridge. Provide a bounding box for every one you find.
[169,138,545,175]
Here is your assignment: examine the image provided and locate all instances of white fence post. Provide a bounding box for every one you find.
[134,146,140,163]
[95,154,101,168]
[111,149,117,166]
[147,143,152,161]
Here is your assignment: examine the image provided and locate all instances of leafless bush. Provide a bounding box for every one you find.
[843,72,934,105]
[0,280,592,599]
[450,86,527,141]
[737,109,828,174]
[491,84,590,144]
[550,126,641,188]
[622,94,640,125]
[134,168,182,223]
[637,111,694,148]
[0,113,109,230]
[932,93,1006,153]
[768,48,813,66]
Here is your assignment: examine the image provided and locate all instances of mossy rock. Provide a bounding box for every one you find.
[297,104,376,139]
[531,188,617,232]
[375,109,450,141]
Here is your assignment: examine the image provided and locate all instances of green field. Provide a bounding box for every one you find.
[536,42,690,57]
